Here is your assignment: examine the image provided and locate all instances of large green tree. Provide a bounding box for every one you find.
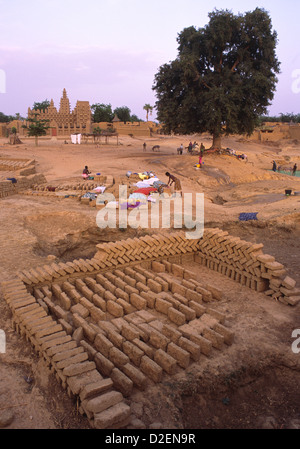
[153,8,280,148]
[91,103,114,122]
[113,106,131,123]
[22,114,50,146]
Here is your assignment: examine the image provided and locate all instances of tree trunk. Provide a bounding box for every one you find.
[212,134,222,149]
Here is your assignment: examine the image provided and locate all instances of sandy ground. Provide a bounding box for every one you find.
[0,133,299,430]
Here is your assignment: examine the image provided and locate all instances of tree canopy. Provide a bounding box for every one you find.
[113,106,131,123]
[22,113,49,146]
[153,8,280,148]
[32,100,50,112]
[91,103,114,123]
[143,104,154,121]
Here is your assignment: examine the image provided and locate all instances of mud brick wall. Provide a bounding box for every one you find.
[15,230,299,306]
[1,279,131,429]
[0,173,46,199]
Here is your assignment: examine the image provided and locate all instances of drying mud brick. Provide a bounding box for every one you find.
[93,402,131,429]
[140,355,163,383]
[167,307,186,325]
[154,348,177,374]
[94,352,114,377]
[84,390,123,415]
[167,342,190,368]
[122,363,147,390]
[110,368,133,396]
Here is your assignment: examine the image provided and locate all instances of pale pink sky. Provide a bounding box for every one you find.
[0,0,299,120]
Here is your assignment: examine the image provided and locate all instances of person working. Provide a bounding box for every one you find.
[82,166,91,179]
[165,172,182,196]
[292,163,297,176]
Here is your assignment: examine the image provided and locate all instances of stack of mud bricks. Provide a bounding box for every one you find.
[194,228,299,305]
[18,259,234,387]
[0,174,46,199]
[0,279,131,429]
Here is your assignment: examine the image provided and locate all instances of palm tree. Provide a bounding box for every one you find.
[143,104,154,121]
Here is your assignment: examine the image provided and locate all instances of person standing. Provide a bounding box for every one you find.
[272,161,277,172]
[292,163,297,175]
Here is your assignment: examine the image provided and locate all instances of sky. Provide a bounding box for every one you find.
[0,0,299,121]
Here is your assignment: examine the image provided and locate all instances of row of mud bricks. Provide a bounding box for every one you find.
[1,260,231,429]
[194,229,299,306]
[1,279,132,429]
[16,229,299,306]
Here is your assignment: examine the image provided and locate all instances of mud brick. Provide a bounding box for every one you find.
[90,305,106,321]
[79,340,97,360]
[280,287,300,297]
[147,279,162,293]
[161,260,172,272]
[109,347,130,368]
[106,300,124,318]
[11,297,37,311]
[167,307,186,326]
[94,333,113,357]
[140,291,156,308]
[114,278,127,290]
[167,342,190,368]
[183,269,197,281]
[265,261,284,271]
[115,298,134,315]
[121,323,140,341]
[161,324,182,344]
[132,339,153,358]
[151,261,166,273]
[104,290,117,302]
[84,390,123,415]
[35,323,64,339]
[81,286,95,301]
[269,278,282,289]
[130,293,147,310]
[256,279,269,292]
[140,355,163,383]
[189,301,206,317]
[154,348,177,375]
[67,369,103,395]
[171,264,185,278]
[92,284,106,296]
[58,319,73,335]
[287,296,300,306]
[173,292,189,306]
[205,308,226,324]
[52,346,84,363]
[122,275,136,288]
[92,294,106,311]
[46,339,77,357]
[195,286,213,302]
[149,329,169,350]
[115,288,129,302]
[124,285,139,296]
[134,272,147,284]
[214,323,234,345]
[80,378,113,402]
[182,279,196,290]
[155,297,171,315]
[178,304,196,321]
[122,341,144,366]
[94,352,114,377]
[110,368,133,397]
[71,303,89,318]
[154,276,169,292]
[56,351,89,370]
[114,269,125,279]
[122,363,147,390]
[171,281,187,297]
[158,292,179,309]
[67,289,81,303]
[185,289,203,304]
[135,282,150,293]
[178,336,200,361]
[282,276,297,290]
[93,402,131,429]
[103,280,117,294]
[202,328,224,349]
